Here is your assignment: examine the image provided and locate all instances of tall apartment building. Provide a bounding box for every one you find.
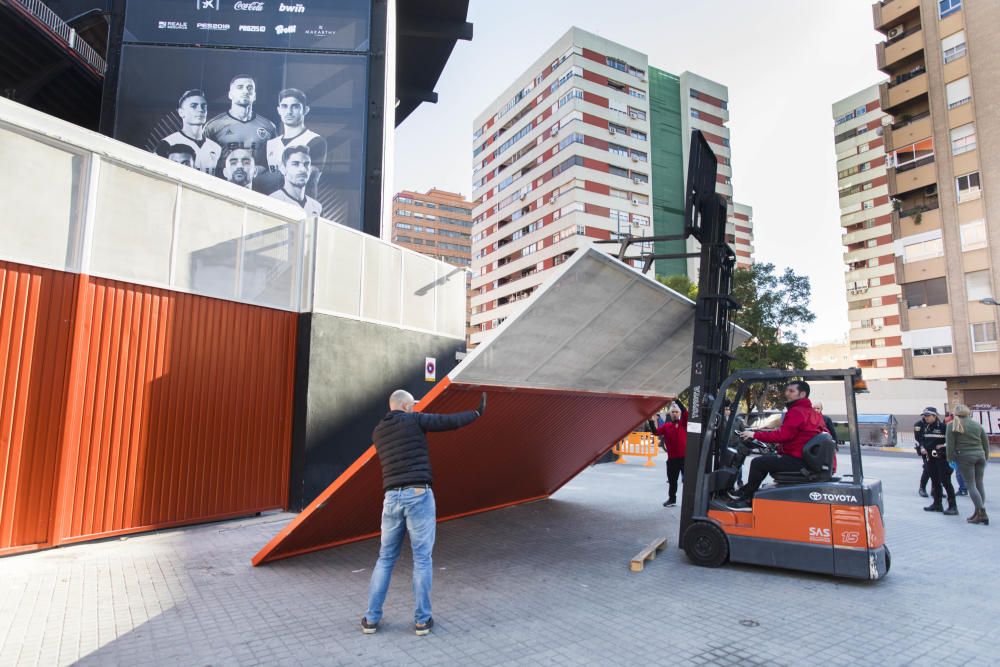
[730,203,755,270]
[832,87,904,379]
[390,188,474,267]
[872,0,1000,406]
[469,28,749,344]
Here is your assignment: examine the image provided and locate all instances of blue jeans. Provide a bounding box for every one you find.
[365,486,436,624]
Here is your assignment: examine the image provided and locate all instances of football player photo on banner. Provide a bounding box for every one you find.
[113,44,368,229]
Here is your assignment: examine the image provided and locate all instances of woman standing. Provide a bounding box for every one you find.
[945,404,990,525]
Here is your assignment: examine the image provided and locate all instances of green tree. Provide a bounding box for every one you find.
[656,274,698,300]
[730,262,815,373]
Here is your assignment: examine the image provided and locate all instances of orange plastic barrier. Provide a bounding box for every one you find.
[613,432,659,467]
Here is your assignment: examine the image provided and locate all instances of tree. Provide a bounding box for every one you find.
[656,274,698,300]
[730,262,815,372]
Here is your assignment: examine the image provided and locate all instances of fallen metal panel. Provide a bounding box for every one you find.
[253,247,745,565]
[253,381,666,564]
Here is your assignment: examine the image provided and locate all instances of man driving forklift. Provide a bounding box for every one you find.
[728,380,827,508]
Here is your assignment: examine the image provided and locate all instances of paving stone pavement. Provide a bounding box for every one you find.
[1,451,997,667]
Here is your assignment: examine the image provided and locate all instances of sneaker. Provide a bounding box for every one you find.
[728,498,752,510]
[663,499,676,507]
[415,617,434,636]
[957,489,968,496]
[361,617,378,634]
[918,488,929,498]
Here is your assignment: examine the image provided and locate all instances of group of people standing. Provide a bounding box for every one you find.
[914,406,990,525]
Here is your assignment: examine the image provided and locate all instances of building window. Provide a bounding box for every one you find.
[909,326,954,356]
[960,220,987,251]
[946,76,971,109]
[609,122,628,135]
[939,0,961,18]
[630,171,649,184]
[950,123,976,155]
[966,270,993,301]
[628,107,646,121]
[609,187,628,200]
[631,130,647,142]
[862,200,875,210]
[971,322,998,353]
[942,30,967,63]
[876,358,888,368]
[630,150,648,162]
[956,171,981,202]
[632,214,650,226]
[902,236,944,263]
[903,277,948,309]
[891,138,934,169]
[691,109,700,119]
[866,239,879,248]
[609,143,629,157]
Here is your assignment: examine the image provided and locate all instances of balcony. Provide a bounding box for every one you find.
[899,205,940,236]
[887,112,931,150]
[879,70,928,112]
[873,0,920,31]
[908,350,957,378]
[876,28,923,72]
[890,160,936,196]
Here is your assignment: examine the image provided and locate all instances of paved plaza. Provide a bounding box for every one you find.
[1,450,997,667]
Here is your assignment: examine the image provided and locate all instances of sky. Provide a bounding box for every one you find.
[392,0,887,346]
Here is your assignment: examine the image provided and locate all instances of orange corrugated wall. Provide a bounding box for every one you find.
[0,261,297,556]
[0,263,78,555]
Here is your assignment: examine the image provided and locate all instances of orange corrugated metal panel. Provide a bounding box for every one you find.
[253,382,668,565]
[54,277,297,543]
[0,262,77,555]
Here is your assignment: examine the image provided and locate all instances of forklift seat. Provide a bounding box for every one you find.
[771,432,837,485]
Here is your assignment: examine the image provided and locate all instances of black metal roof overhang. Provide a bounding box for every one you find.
[394,0,472,126]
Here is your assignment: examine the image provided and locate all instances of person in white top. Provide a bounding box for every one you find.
[154,89,222,175]
[268,145,322,217]
[262,88,327,198]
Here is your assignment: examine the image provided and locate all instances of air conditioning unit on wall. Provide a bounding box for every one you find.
[887,25,905,40]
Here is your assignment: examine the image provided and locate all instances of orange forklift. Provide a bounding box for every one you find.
[680,368,890,580]
[606,130,889,580]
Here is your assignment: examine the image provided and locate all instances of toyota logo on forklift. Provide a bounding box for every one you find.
[809,491,859,503]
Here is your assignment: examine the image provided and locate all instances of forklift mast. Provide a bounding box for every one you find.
[676,131,740,540]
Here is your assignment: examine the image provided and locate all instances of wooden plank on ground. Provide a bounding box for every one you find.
[629,536,668,572]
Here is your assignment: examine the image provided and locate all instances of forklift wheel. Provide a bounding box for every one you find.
[683,521,729,568]
[884,545,891,574]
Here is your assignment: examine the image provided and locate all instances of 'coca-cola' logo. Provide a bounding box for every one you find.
[234,1,264,10]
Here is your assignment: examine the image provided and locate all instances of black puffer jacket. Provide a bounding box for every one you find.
[372,409,479,491]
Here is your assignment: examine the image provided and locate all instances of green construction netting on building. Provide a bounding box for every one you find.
[648,67,687,279]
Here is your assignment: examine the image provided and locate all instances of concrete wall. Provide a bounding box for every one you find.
[288,313,465,510]
[809,378,946,429]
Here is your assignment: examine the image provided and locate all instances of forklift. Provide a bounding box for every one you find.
[601,131,889,580]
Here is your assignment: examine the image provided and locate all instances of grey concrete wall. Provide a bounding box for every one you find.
[287,313,465,510]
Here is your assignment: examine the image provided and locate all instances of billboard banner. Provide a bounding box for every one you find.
[113,44,368,229]
[123,0,371,52]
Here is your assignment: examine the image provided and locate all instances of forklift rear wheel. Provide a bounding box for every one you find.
[683,521,729,568]
[884,545,891,574]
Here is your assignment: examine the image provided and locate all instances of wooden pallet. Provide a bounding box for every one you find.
[629,536,668,572]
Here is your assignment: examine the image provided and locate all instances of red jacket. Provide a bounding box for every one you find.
[656,408,688,459]
[752,398,826,459]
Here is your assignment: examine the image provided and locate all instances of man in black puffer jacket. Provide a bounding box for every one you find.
[362,388,486,637]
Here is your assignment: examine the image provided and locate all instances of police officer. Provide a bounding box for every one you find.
[915,407,957,515]
[914,415,932,498]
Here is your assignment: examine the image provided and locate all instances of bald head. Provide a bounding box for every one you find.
[813,401,824,412]
[389,389,415,412]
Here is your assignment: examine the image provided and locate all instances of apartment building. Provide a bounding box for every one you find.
[390,188,474,268]
[469,27,748,344]
[832,86,904,379]
[872,0,1000,407]
[730,202,755,270]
